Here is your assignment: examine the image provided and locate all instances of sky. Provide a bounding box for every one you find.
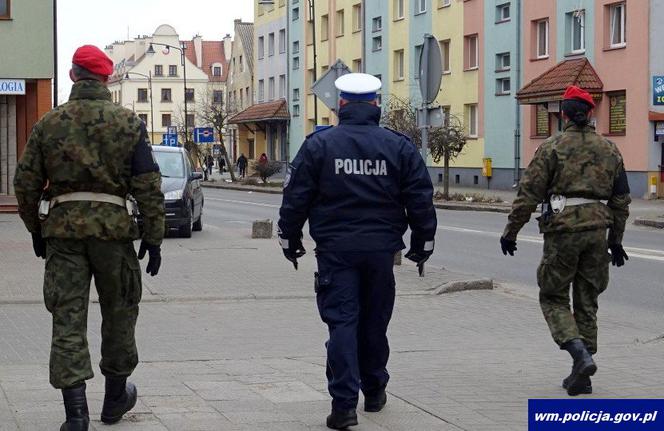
[57,0,254,102]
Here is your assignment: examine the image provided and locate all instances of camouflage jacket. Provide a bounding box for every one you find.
[504,123,631,244]
[14,80,165,245]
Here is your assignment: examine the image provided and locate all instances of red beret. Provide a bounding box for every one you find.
[563,85,595,108]
[72,45,114,77]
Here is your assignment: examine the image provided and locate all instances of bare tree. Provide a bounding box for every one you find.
[197,89,237,182]
[172,105,205,176]
[381,95,468,199]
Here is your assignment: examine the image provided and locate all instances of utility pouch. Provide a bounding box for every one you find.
[125,195,139,217]
[38,200,50,220]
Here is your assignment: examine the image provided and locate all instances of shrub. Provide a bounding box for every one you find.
[252,161,282,184]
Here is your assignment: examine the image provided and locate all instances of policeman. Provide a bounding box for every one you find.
[500,86,631,396]
[278,73,437,429]
[14,45,165,430]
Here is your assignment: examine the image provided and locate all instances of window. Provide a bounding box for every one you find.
[416,0,426,15]
[306,20,314,45]
[293,40,300,53]
[258,80,265,102]
[268,77,275,100]
[240,91,244,108]
[570,10,585,53]
[138,114,148,124]
[293,104,300,117]
[168,65,177,76]
[465,35,479,70]
[394,0,405,19]
[293,56,300,70]
[279,75,286,98]
[239,56,244,72]
[307,69,315,94]
[496,52,510,70]
[372,36,383,51]
[496,3,510,22]
[440,39,451,73]
[279,29,286,53]
[161,114,171,127]
[394,49,405,81]
[321,14,329,41]
[185,88,195,102]
[268,32,275,56]
[496,78,511,95]
[353,58,362,72]
[442,106,451,126]
[609,2,626,47]
[536,19,549,58]
[186,114,195,128]
[414,45,423,80]
[213,90,223,104]
[608,91,626,135]
[137,88,148,103]
[439,0,451,8]
[154,65,163,77]
[161,88,172,102]
[466,104,478,137]
[336,10,345,36]
[0,0,10,19]
[292,7,299,21]
[372,16,382,32]
[352,4,362,32]
[258,36,265,59]
[293,88,300,101]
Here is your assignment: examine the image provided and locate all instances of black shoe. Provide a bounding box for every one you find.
[562,375,592,394]
[562,339,597,396]
[101,376,138,424]
[364,389,387,412]
[326,408,358,429]
[60,383,89,431]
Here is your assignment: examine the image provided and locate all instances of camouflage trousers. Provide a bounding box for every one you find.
[44,238,142,389]
[537,229,610,354]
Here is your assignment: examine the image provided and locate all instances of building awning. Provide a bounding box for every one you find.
[649,111,664,122]
[228,99,290,124]
[516,58,604,105]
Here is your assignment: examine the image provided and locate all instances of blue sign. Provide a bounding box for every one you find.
[162,134,178,147]
[654,76,664,105]
[529,399,664,431]
[194,127,215,143]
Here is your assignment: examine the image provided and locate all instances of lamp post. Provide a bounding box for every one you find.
[147,42,189,147]
[124,71,154,142]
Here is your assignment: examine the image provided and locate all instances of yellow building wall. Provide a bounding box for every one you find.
[387,0,409,99]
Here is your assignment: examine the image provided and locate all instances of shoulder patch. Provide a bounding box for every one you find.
[306,125,334,139]
[383,127,413,141]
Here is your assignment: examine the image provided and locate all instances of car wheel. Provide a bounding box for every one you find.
[179,206,193,238]
[193,214,203,231]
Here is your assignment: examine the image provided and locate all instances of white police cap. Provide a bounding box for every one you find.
[335,73,382,101]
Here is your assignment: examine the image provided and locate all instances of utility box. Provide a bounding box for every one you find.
[482,158,493,178]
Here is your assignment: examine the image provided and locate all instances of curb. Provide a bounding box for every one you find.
[430,278,494,295]
[634,217,664,229]
[201,182,283,195]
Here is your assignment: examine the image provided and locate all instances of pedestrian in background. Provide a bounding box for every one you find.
[206,154,214,177]
[259,152,268,166]
[278,73,437,429]
[501,86,631,396]
[14,45,165,430]
[237,153,248,178]
[218,156,226,173]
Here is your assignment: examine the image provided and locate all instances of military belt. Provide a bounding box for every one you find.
[566,198,608,206]
[50,192,127,209]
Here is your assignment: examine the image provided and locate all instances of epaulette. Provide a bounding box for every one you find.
[306,125,334,139]
[384,127,412,141]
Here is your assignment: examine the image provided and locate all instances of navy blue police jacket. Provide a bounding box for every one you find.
[278,102,437,253]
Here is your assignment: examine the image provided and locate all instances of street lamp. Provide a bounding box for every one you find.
[124,71,154,142]
[147,42,190,147]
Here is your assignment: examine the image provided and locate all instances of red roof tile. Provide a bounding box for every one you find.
[229,99,290,124]
[517,58,604,104]
[182,40,230,82]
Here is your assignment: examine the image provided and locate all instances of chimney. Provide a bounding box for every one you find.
[223,33,232,62]
[193,35,203,68]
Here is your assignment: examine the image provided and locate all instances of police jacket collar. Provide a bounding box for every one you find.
[338,102,381,126]
[563,122,595,133]
[69,80,112,102]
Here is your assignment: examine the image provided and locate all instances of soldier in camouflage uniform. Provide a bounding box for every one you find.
[501,86,631,397]
[14,45,164,431]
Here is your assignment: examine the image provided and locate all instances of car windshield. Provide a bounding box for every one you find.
[154,151,185,178]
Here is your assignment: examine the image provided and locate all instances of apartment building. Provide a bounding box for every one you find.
[227,20,255,161]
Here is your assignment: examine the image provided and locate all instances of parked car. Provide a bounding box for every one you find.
[151,146,204,237]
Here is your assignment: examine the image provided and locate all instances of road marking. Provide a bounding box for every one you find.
[437,225,664,262]
[205,197,280,209]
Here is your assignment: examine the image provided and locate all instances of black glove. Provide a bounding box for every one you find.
[405,238,434,277]
[608,243,628,267]
[280,234,306,270]
[31,232,46,259]
[500,236,517,256]
[138,240,161,276]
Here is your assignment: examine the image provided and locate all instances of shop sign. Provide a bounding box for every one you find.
[655,122,664,136]
[654,76,664,106]
[0,79,26,95]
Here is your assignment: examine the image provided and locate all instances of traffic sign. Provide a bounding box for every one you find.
[166,126,178,135]
[311,59,352,112]
[417,106,446,128]
[419,34,443,104]
[162,134,178,147]
[194,127,215,143]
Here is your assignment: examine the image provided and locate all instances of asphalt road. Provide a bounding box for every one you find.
[200,187,664,318]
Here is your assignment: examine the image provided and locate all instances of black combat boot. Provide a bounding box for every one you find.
[101,376,138,424]
[326,408,358,429]
[364,388,387,412]
[562,374,592,394]
[562,339,597,396]
[60,383,89,431]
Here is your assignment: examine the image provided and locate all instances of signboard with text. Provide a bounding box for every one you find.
[654,76,664,106]
[162,134,178,147]
[0,79,26,95]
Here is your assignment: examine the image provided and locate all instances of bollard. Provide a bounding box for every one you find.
[252,219,274,239]
[393,250,402,266]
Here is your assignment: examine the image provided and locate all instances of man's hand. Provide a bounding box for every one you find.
[138,240,161,276]
[500,237,517,256]
[405,238,434,277]
[31,232,46,259]
[279,234,306,270]
[608,243,628,267]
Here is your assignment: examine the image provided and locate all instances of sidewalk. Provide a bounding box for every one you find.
[1,214,663,430]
